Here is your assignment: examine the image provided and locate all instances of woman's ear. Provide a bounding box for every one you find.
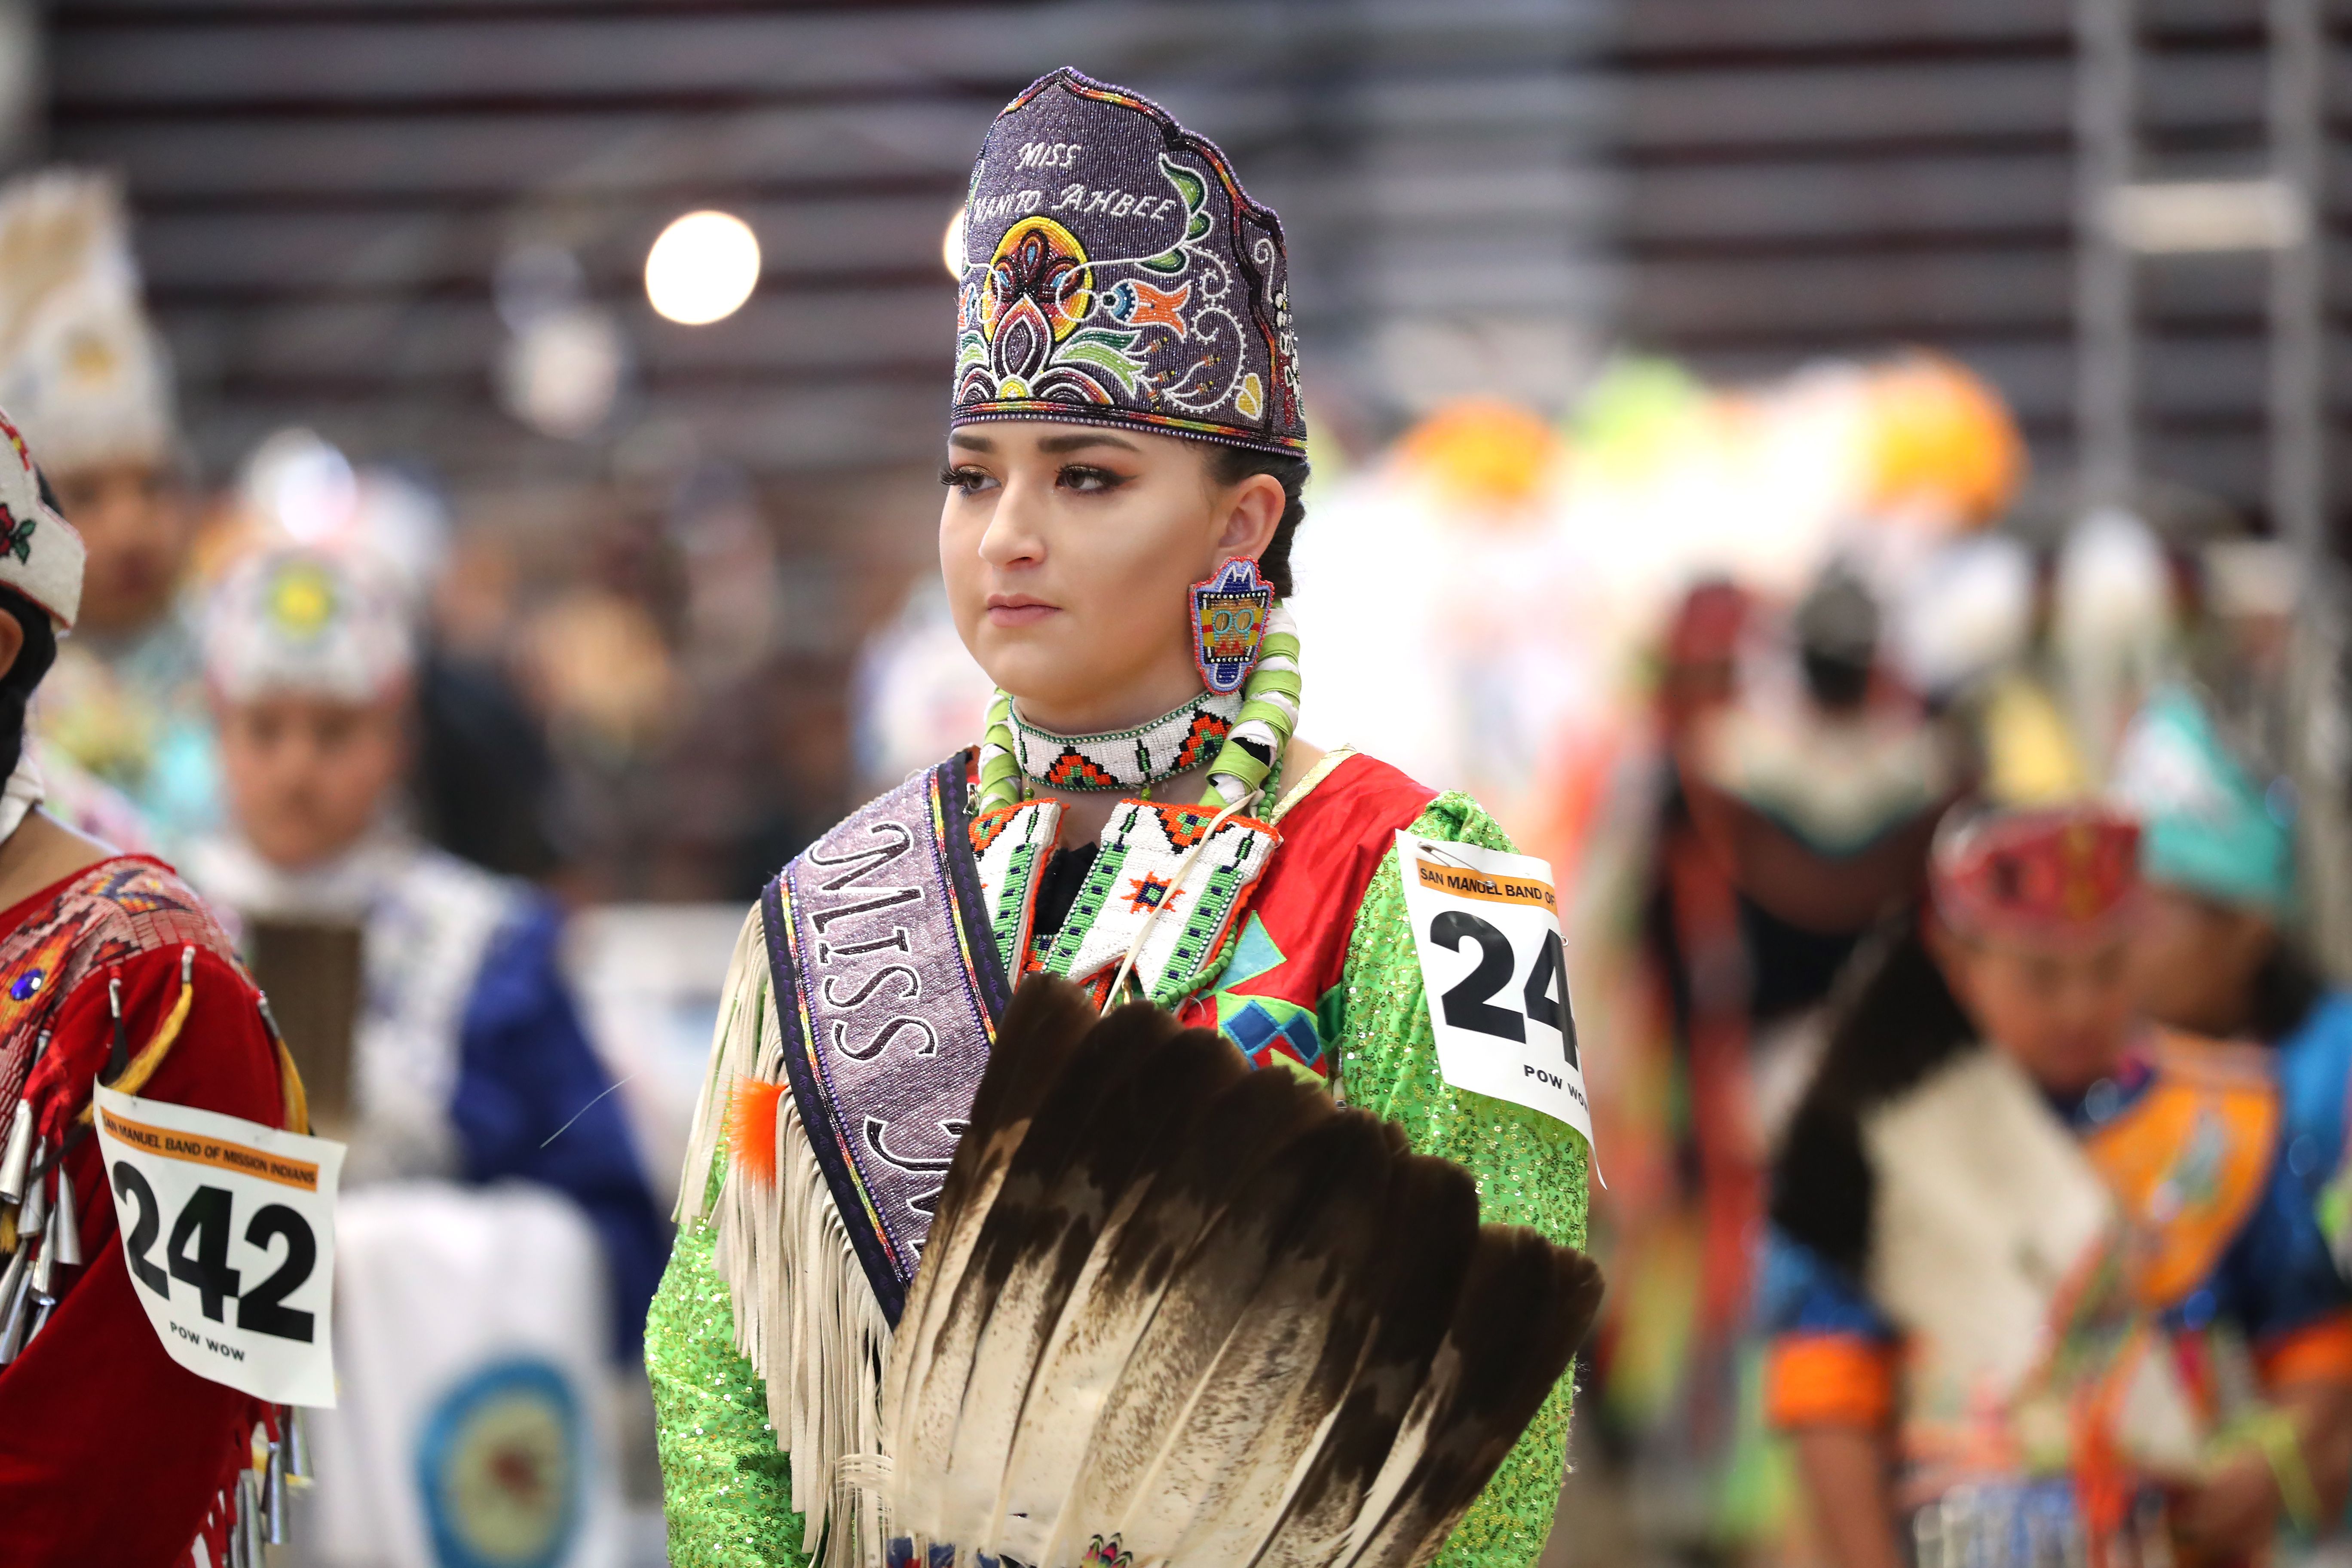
[1211,471,1285,564]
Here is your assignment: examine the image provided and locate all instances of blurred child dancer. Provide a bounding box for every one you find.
[1765,802,2352,1566]
[2114,686,2352,1286]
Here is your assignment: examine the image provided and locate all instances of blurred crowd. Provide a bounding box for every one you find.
[3,173,861,914]
[5,107,2352,1565]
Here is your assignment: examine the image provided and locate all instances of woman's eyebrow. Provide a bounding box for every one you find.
[1036,432,1140,455]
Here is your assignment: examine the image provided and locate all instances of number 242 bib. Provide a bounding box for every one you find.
[93,1082,343,1406]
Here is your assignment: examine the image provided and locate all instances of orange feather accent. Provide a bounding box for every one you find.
[727,1077,787,1187]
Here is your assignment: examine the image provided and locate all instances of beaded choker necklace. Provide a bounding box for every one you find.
[976,601,1302,815]
[1004,689,1241,793]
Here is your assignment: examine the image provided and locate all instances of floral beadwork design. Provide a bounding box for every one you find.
[957,154,1244,422]
[0,503,35,566]
[952,69,1305,455]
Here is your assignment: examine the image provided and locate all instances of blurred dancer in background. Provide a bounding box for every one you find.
[2113,686,2352,1295]
[188,543,662,1336]
[1672,564,1961,1143]
[0,171,216,852]
[1765,803,2352,1566]
[0,411,294,1564]
[2115,685,2337,1063]
[1589,567,1960,1545]
[233,430,563,883]
[187,544,663,1566]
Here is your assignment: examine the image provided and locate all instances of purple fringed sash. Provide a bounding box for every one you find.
[760,753,1011,1326]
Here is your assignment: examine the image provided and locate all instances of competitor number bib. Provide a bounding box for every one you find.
[93,1082,343,1405]
[1397,831,1599,1162]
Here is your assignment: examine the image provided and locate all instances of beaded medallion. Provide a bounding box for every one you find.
[971,794,1280,1008]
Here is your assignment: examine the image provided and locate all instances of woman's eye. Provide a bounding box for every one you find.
[1059,465,1127,493]
[940,466,998,495]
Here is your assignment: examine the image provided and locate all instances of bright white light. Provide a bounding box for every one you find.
[2107,178,2306,254]
[245,428,357,544]
[645,210,761,325]
[943,208,967,279]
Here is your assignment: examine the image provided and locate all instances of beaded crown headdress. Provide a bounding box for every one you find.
[0,408,80,631]
[0,171,175,477]
[1930,803,2143,949]
[951,68,1307,456]
[203,546,413,703]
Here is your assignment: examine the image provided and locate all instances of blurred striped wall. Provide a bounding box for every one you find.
[1612,0,2339,538]
[41,0,2347,538]
[46,0,1613,486]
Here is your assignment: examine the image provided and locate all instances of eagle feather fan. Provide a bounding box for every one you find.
[869,976,1600,1568]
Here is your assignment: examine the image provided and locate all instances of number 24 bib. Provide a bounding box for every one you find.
[1396,831,1599,1167]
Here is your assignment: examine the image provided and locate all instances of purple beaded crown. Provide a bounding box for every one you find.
[951,68,1307,456]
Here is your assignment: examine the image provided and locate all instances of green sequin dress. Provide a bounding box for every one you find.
[646,787,1590,1568]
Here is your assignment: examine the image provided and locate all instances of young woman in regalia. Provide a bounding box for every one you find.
[646,70,1592,1568]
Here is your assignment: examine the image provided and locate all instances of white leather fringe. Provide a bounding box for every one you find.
[677,906,896,1568]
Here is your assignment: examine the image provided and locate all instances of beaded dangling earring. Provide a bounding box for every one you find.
[1188,557,1274,694]
[974,564,1302,817]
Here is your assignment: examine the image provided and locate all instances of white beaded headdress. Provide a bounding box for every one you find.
[204,547,414,703]
[0,171,175,477]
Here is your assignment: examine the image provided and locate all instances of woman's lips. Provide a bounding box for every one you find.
[986,595,1057,628]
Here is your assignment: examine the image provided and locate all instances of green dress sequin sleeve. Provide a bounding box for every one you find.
[645,786,1590,1567]
[1332,791,1591,1568]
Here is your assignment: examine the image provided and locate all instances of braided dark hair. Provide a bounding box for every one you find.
[1770,915,1977,1279]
